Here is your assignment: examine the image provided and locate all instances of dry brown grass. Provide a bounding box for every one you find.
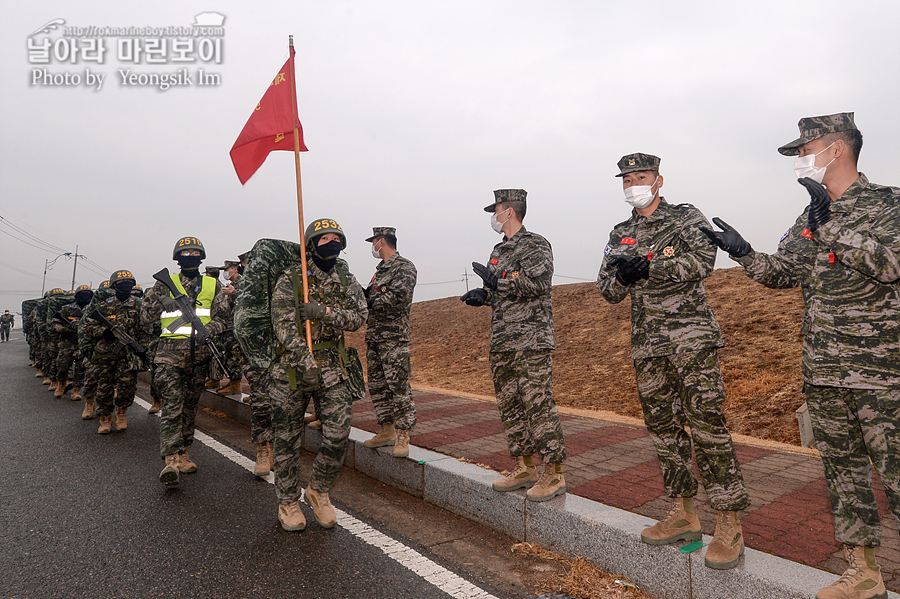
[346,266,807,445]
[512,542,650,599]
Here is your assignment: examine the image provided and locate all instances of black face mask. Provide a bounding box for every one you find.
[311,239,342,272]
[75,292,92,308]
[177,255,203,274]
[114,282,134,301]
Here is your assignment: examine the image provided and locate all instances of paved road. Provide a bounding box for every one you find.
[0,338,530,599]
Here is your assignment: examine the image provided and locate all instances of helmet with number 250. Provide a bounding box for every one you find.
[305,218,346,250]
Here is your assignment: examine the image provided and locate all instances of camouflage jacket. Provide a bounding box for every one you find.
[83,294,144,367]
[50,301,83,340]
[482,227,555,353]
[271,260,367,388]
[0,314,13,327]
[597,199,724,361]
[140,273,227,369]
[43,293,73,344]
[365,253,417,343]
[212,274,240,329]
[736,174,900,389]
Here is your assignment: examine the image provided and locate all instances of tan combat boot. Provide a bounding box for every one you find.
[278,501,306,532]
[527,463,567,502]
[97,415,113,434]
[705,510,744,569]
[492,455,539,492]
[817,545,887,599]
[364,423,397,448]
[254,443,271,477]
[205,377,220,389]
[216,379,242,394]
[393,428,411,458]
[46,379,55,389]
[114,407,128,431]
[304,486,337,529]
[148,397,161,414]
[303,412,318,423]
[70,386,82,401]
[178,449,198,474]
[307,419,322,430]
[82,398,95,420]
[35,369,44,378]
[54,380,68,398]
[641,497,702,545]
[160,454,180,486]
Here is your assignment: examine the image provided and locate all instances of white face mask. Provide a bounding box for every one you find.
[371,241,381,259]
[623,176,659,208]
[793,141,836,183]
[491,208,511,234]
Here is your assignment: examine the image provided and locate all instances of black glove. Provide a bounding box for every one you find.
[614,256,650,286]
[699,217,752,258]
[472,262,498,290]
[301,366,322,391]
[299,300,327,321]
[160,296,179,312]
[460,288,488,306]
[799,177,832,232]
[102,329,116,342]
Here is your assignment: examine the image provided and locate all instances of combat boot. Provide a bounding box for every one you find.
[216,379,242,395]
[526,463,567,502]
[304,486,337,529]
[47,379,56,390]
[303,412,318,423]
[492,456,539,492]
[97,415,113,434]
[307,419,322,429]
[54,380,68,398]
[364,423,397,448]
[148,397,161,414]
[204,377,220,389]
[81,398,95,420]
[178,449,198,474]
[114,407,128,431]
[35,369,43,377]
[254,443,271,477]
[159,454,180,486]
[278,501,306,532]
[817,545,887,599]
[705,510,744,569]
[70,386,82,401]
[641,497,702,545]
[42,377,51,385]
[393,428,411,458]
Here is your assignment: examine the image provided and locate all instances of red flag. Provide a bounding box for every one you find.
[230,48,308,185]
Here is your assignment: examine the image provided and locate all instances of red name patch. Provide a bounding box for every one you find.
[490,258,499,265]
[621,237,636,245]
[801,228,815,240]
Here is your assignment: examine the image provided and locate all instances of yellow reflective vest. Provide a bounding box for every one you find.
[159,274,215,338]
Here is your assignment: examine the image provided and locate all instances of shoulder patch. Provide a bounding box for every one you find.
[604,244,612,256]
[621,237,636,245]
[779,228,790,243]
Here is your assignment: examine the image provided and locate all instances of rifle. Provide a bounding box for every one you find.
[152,268,234,378]
[88,310,147,356]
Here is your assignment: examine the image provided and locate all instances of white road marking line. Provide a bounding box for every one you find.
[133,395,499,599]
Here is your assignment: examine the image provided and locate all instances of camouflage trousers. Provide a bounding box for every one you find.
[271,378,353,501]
[92,352,137,417]
[55,337,84,386]
[490,350,566,464]
[367,340,416,431]
[245,366,272,444]
[806,384,900,547]
[155,363,207,458]
[42,340,59,380]
[635,348,750,511]
[81,357,99,400]
[0,324,9,341]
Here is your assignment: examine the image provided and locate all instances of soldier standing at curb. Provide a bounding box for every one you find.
[597,153,750,570]
[461,189,568,502]
[269,219,367,531]
[702,113,900,599]
[141,237,227,486]
[83,271,146,434]
[0,309,13,342]
[361,227,418,458]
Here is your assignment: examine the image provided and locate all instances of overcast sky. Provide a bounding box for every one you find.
[2,1,899,313]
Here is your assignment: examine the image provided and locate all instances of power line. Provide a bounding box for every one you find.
[0,215,69,254]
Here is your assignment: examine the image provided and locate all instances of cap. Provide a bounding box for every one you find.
[237,251,251,263]
[221,260,241,269]
[483,189,526,213]
[204,266,220,276]
[615,153,661,177]
[778,112,857,156]
[365,227,397,242]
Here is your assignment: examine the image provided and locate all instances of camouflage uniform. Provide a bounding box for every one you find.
[365,245,418,431]
[0,312,13,341]
[51,300,85,388]
[598,184,749,511]
[482,222,566,464]
[141,273,226,458]
[735,172,900,545]
[78,286,113,402]
[43,291,72,384]
[83,294,145,417]
[270,260,367,501]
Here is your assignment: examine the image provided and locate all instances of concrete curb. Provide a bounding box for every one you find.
[194,389,900,599]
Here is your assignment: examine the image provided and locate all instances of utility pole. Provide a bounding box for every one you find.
[462,268,470,292]
[70,245,79,290]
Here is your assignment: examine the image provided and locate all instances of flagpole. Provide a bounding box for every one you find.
[288,36,315,351]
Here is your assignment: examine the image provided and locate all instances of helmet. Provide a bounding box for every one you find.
[74,284,93,303]
[172,236,206,260]
[48,288,65,296]
[131,284,144,297]
[109,270,136,286]
[99,280,110,289]
[305,218,347,250]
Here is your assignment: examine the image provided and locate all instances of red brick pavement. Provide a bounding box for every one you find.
[351,388,900,590]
